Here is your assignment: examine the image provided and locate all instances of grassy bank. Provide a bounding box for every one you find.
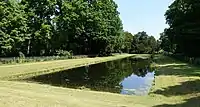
[150,55,200,107]
[0,54,152,107]
[0,80,152,107]
[1,54,200,107]
[0,55,89,65]
[0,54,144,80]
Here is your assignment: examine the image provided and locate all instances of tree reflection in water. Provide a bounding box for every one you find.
[28,58,155,95]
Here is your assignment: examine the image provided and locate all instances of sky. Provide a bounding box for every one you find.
[114,0,174,39]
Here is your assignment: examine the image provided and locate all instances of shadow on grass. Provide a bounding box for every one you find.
[153,96,200,107]
[154,57,200,96]
[153,55,181,65]
[152,55,200,107]
[152,79,200,96]
[156,64,200,77]
[153,55,200,77]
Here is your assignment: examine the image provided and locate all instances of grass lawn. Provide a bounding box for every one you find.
[0,54,200,107]
[0,54,147,80]
[150,55,200,107]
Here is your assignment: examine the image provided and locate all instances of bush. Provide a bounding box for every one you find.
[55,50,73,58]
[18,52,25,63]
[19,52,25,58]
[0,50,92,65]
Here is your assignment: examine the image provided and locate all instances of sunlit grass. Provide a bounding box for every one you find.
[150,55,200,107]
[1,54,200,107]
[0,54,139,80]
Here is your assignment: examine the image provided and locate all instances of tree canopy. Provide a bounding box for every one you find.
[0,0,158,57]
[131,31,158,54]
[0,0,124,56]
[160,0,200,57]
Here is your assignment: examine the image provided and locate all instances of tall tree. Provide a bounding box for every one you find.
[0,0,123,57]
[21,0,56,56]
[165,0,200,56]
[131,31,157,54]
[0,0,28,56]
[122,31,133,53]
[56,0,123,55]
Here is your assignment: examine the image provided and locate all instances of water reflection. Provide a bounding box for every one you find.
[121,72,155,95]
[27,58,155,95]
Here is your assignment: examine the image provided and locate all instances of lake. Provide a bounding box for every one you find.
[27,57,155,96]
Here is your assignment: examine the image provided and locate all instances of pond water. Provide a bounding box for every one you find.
[27,57,155,96]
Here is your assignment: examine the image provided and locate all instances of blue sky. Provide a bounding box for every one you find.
[115,0,174,39]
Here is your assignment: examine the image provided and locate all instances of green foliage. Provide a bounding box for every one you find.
[163,0,200,57]
[55,50,72,58]
[0,0,123,57]
[19,52,25,58]
[159,29,173,52]
[128,31,158,54]
[0,0,159,57]
[18,51,25,63]
[0,56,75,65]
[122,32,133,53]
[54,0,123,56]
[0,0,28,56]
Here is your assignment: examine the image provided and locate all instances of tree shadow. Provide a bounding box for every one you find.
[153,96,200,107]
[152,79,200,96]
[152,56,200,106]
[155,64,200,77]
[153,55,181,65]
[154,55,200,77]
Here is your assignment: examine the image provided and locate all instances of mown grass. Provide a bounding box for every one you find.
[0,80,154,107]
[1,54,200,107]
[0,54,142,80]
[150,55,200,107]
[0,54,153,107]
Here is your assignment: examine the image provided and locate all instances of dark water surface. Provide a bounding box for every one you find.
[27,57,155,96]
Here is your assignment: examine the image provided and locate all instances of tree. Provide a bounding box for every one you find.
[89,0,123,55]
[0,0,28,56]
[131,31,157,54]
[122,31,133,53]
[159,31,171,52]
[165,0,200,56]
[21,0,56,56]
[147,36,157,53]
[55,0,123,56]
[0,0,123,57]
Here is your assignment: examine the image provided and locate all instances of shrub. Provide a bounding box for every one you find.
[55,50,73,58]
[18,52,25,63]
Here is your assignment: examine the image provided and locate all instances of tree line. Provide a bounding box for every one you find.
[0,0,158,57]
[160,0,200,57]
[123,31,159,54]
